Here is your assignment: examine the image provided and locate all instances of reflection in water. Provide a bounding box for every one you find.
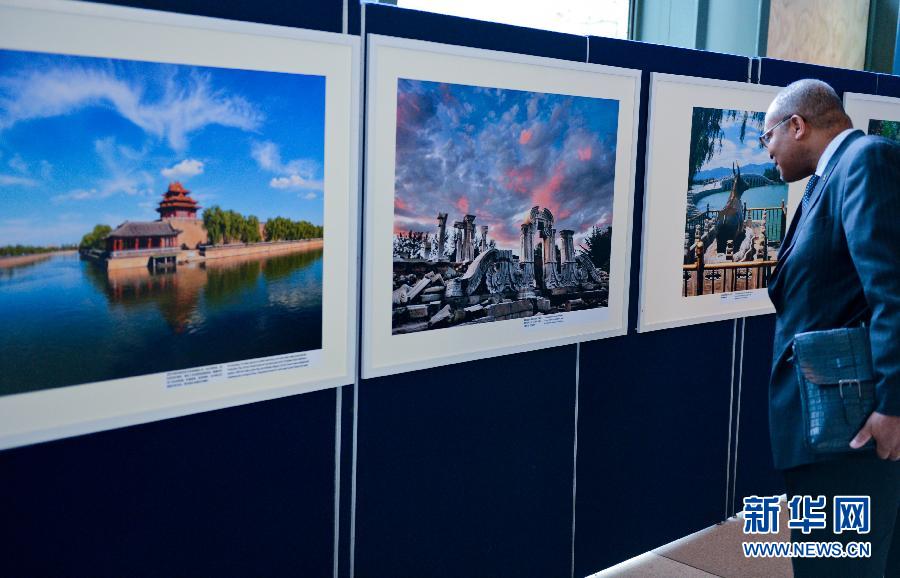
[0,248,324,395]
[104,265,207,333]
[0,253,56,280]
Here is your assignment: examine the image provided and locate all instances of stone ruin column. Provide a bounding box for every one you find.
[541,227,557,265]
[559,229,577,286]
[436,212,448,259]
[463,214,476,262]
[541,227,562,289]
[519,222,535,294]
[453,221,465,262]
[480,225,488,252]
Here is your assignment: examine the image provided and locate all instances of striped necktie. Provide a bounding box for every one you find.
[801,174,820,214]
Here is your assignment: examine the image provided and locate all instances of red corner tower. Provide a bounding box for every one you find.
[157,182,201,220]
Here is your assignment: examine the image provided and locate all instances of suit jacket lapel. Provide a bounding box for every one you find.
[772,131,864,275]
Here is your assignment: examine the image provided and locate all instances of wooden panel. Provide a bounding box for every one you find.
[767,0,870,70]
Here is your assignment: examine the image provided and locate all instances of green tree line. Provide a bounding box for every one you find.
[203,205,322,245]
[263,216,323,242]
[79,224,113,251]
[1,243,78,256]
[763,166,784,184]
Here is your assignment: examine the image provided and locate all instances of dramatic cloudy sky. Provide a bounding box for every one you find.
[393,79,619,251]
[699,108,775,172]
[0,49,325,246]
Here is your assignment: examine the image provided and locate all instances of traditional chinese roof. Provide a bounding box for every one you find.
[157,181,201,215]
[108,221,181,238]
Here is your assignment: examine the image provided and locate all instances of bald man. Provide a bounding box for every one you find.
[763,79,900,577]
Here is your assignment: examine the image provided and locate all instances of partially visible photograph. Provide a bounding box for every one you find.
[682,107,788,297]
[390,79,620,334]
[868,118,900,143]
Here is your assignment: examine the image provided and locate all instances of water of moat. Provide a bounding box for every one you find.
[689,184,788,213]
[0,249,323,396]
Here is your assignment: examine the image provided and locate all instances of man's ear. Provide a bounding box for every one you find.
[791,115,807,140]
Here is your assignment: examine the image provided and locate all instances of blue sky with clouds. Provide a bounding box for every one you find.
[698,108,774,173]
[0,49,325,246]
[393,79,619,250]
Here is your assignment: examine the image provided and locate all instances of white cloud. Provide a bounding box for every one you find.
[252,141,323,192]
[302,192,317,200]
[393,214,434,230]
[8,154,27,174]
[0,173,37,187]
[39,160,53,180]
[269,174,324,191]
[251,141,319,177]
[53,138,155,203]
[703,136,772,171]
[251,141,281,172]
[53,174,152,203]
[0,66,264,151]
[161,158,204,179]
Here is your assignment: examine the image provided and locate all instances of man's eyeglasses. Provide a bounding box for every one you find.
[759,115,793,148]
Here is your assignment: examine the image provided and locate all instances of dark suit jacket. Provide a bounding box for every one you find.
[767,130,900,470]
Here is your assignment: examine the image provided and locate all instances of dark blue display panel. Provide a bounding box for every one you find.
[92,0,343,33]
[574,37,751,577]
[0,388,338,577]
[338,385,356,578]
[759,57,878,94]
[732,316,784,512]
[879,72,900,97]
[575,322,735,576]
[352,8,583,577]
[354,346,577,578]
[589,35,751,82]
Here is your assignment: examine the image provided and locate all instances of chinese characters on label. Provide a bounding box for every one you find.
[742,495,870,535]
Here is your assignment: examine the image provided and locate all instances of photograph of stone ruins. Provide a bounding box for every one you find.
[391,78,621,334]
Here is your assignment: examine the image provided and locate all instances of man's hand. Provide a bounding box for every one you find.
[850,412,900,460]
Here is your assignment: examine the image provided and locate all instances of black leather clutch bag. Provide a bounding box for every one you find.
[793,326,876,454]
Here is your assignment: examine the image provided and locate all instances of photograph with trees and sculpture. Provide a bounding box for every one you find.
[868,119,900,142]
[682,106,788,297]
[0,48,326,396]
[390,79,618,334]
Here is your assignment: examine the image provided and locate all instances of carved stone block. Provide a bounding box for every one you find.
[464,304,484,316]
[407,304,429,319]
[392,284,411,305]
[393,321,429,334]
[428,304,452,327]
[407,277,432,301]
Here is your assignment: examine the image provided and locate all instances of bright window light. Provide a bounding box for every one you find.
[392,0,630,39]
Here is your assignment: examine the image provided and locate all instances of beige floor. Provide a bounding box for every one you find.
[589,506,792,578]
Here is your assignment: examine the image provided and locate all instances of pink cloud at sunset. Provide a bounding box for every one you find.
[392,78,620,253]
[531,163,571,220]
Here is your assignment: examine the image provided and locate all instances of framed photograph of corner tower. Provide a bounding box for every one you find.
[0,0,360,449]
[637,74,807,332]
[843,92,900,144]
[362,35,640,378]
